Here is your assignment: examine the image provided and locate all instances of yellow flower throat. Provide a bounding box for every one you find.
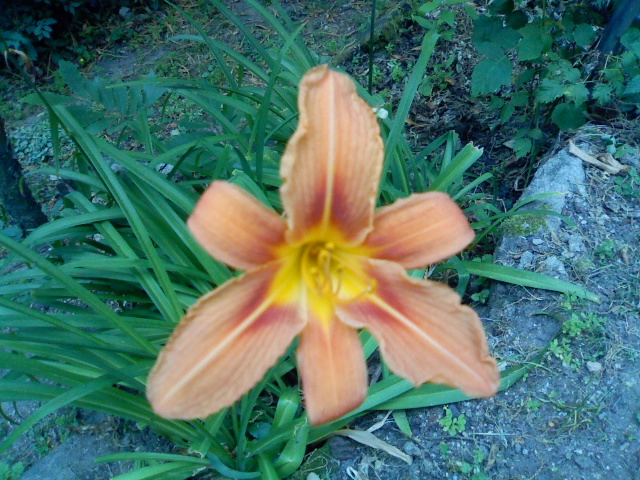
[298,242,376,304]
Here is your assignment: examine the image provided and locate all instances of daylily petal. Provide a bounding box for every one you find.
[147,262,305,419]
[364,192,475,269]
[280,65,384,244]
[188,181,287,270]
[338,259,500,398]
[296,314,368,425]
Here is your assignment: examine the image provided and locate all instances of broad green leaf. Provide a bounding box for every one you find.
[551,103,586,130]
[566,83,589,105]
[557,61,581,84]
[573,23,595,48]
[506,10,528,29]
[473,16,520,52]
[513,137,532,159]
[517,24,550,61]
[621,27,640,59]
[471,57,512,96]
[623,75,640,96]
[592,83,614,105]
[439,10,456,28]
[537,78,564,103]
[500,102,516,123]
[489,0,514,15]
[472,41,502,59]
[517,35,543,62]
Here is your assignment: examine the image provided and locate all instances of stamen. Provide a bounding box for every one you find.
[301,241,376,302]
[333,266,344,296]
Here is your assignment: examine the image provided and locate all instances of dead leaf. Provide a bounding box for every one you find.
[568,141,631,174]
[334,429,413,465]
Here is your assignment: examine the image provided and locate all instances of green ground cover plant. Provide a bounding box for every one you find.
[0,1,603,478]
[468,0,640,159]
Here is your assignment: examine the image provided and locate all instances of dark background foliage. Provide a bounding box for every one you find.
[0,0,159,65]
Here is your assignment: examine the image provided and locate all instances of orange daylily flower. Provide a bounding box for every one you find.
[147,65,500,425]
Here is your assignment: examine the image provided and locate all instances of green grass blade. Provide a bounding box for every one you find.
[376,360,537,410]
[54,104,187,322]
[110,462,202,480]
[0,233,156,353]
[428,143,484,193]
[384,29,440,193]
[461,260,600,301]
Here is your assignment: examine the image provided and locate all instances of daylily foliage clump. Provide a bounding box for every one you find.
[147,65,499,425]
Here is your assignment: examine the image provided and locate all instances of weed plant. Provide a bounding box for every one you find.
[467,0,640,158]
[0,1,599,477]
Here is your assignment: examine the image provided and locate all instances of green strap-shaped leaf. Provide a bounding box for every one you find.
[461,260,599,301]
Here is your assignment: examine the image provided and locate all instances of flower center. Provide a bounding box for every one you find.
[301,242,375,302]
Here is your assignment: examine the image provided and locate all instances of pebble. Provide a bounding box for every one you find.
[587,361,603,373]
[542,256,568,278]
[574,454,596,469]
[449,405,461,416]
[531,238,544,246]
[518,251,534,269]
[403,442,421,456]
[568,234,584,253]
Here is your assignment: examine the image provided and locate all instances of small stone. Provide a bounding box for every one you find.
[542,256,567,278]
[518,251,534,269]
[402,441,421,456]
[568,234,584,253]
[574,454,596,469]
[587,361,603,373]
[531,238,544,246]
